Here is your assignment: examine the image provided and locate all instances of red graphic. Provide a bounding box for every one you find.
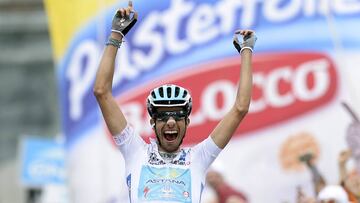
[117,52,338,145]
[144,186,150,198]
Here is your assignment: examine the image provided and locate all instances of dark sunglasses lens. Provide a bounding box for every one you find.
[156,111,185,121]
[157,115,169,122]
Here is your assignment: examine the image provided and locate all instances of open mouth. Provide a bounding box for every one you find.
[163,130,178,141]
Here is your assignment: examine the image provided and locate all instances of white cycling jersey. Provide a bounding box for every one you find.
[113,125,222,203]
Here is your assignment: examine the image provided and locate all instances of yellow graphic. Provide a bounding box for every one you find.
[43,0,124,61]
[169,169,179,178]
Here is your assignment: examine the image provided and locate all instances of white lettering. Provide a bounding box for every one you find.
[113,43,139,87]
[67,40,100,120]
[250,73,266,113]
[132,13,165,69]
[318,0,331,15]
[202,80,235,120]
[265,66,294,108]
[333,0,360,14]
[161,0,193,54]
[250,59,331,112]
[303,0,317,17]
[121,59,333,133]
[216,0,243,33]
[188,4,220,44]
[264,0,302,22]
[240,0,258,28]
[294,59,330,101]
[66,0,357,122]
[29,160,65,180]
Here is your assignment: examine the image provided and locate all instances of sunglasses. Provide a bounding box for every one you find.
[154,111,187,122]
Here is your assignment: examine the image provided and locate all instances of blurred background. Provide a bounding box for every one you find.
[1,0,360,203]
[0,0,59,202]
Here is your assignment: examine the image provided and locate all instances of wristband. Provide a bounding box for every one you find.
[106,37,122,48]
[111,29,125,38]
[240,47,253,53]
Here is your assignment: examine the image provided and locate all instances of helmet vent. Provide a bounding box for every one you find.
[175,86,180,97]
[167,87,172,98]
[183,90,188,98]
[151,91,156,98]
[159,87,164,97]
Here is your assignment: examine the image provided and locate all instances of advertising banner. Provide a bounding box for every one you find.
[20,137,65,187]
[44,0,360,202]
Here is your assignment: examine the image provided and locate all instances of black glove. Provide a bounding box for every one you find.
[111,1,138,36]
[233,30,257,53]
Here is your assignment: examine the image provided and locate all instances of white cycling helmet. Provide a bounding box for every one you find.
[147,84,192,118]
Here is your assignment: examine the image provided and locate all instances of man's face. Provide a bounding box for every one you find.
[151,107,189,153]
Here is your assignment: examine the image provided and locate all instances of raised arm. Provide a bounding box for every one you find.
[93,1,137,135]
[210,30,257,149]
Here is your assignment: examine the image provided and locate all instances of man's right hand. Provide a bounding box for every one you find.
[111,0,138,37]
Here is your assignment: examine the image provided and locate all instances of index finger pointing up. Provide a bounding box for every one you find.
[128,0,133,8]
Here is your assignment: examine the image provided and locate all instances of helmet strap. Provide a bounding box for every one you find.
[153,122,164,149]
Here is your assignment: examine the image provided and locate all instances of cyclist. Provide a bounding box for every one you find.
[93,1,257,202]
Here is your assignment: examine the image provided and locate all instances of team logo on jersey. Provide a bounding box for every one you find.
[143,186,150,198]
[148,146,191,166]
[138,166,192,202]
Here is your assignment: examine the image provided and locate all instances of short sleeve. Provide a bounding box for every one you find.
[192,136,222,172]
[113,124,146,161]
